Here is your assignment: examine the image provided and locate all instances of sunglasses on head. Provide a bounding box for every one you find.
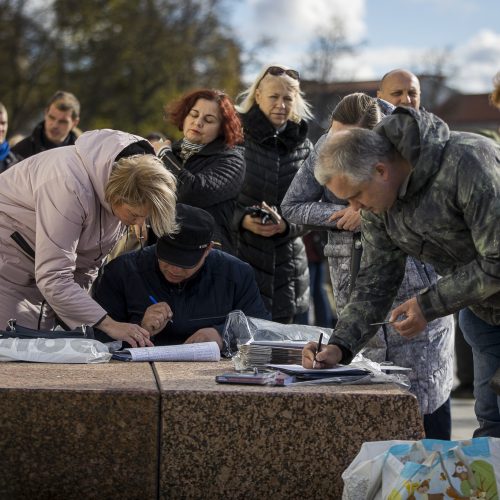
[262,66,300,81]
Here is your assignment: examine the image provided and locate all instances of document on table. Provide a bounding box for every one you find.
[112,341,221,362]
[266,364,370,377]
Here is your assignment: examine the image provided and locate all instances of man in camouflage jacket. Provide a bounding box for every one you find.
[304,106,500,438]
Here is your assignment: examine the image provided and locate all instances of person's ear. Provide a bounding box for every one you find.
[72,117,80,128]
[374,162,390,180]
[255,88,261,105]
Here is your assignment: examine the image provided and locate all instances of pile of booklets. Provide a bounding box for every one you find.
[237,340,307,369]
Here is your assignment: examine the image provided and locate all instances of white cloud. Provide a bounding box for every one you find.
[234,0,365,74]
[231,0,499,93]
[453,29,500,93]
[242,0,365,45]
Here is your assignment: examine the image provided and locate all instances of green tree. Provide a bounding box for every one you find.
[0,0,62,132]
[1,0,243,137]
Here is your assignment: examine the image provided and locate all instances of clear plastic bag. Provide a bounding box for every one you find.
[221,311,410,389]
[221,310,332,357]
[0,337,112,363]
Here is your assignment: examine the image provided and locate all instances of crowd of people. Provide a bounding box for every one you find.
[1,66,499,439]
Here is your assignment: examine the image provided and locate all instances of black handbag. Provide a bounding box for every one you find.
[0,319,94,340]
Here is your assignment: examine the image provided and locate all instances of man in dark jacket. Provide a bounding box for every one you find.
[93,204,270,351]
[12,90,80,160]
[303,107,500,437]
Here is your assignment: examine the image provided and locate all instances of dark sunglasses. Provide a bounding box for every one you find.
[261,66,300,82]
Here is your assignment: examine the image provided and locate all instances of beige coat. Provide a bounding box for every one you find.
[0,129,146,329]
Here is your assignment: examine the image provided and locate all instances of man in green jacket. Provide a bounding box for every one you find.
[303,106,500,437]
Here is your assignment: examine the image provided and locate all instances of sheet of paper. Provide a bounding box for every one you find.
[123,341,220,362]
[266,363,369,376]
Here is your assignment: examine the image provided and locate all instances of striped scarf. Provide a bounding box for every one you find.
[179,138,205,162]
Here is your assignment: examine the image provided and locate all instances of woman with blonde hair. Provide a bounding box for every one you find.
[0,129,177,346]
[233,64,313,322]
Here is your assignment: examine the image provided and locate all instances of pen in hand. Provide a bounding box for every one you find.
[370,314,407,326]
[313,332,323,369]
[149,295,173,324]
[370,320,395,326]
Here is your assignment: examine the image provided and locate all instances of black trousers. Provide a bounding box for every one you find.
[423,397,451,440]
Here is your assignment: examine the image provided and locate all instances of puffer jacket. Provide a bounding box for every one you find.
[330,107,500,359]
[234,105,312,321]
[166,137,245,255]
[282,131,454,415]
[0,129,146,329]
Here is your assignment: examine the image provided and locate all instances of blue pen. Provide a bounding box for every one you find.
[148,295,173,324]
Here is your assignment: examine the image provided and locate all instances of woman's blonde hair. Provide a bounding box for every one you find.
[236,63,313,123]
[105,154,178,237]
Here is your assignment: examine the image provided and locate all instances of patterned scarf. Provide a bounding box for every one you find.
[0,140,10,161]
[179,138,204,162]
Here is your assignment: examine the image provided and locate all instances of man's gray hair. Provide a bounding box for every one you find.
[315,128,394,185]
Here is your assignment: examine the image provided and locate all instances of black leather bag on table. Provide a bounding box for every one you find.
[0,319,94,340]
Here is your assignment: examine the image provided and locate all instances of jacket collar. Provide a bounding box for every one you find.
[241,105,309,151]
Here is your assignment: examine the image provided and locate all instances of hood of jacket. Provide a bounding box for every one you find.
[75,129,148,213]
[374,107,450,199]
[241,105,309,152]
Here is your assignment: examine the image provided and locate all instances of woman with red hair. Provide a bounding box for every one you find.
[155,89,245,255]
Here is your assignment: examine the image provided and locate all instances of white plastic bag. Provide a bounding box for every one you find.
[0,337,112,363]
[342,437,500,500]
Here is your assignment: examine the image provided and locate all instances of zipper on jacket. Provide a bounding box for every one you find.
[10,231,35,260]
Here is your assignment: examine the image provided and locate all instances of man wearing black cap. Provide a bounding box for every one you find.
[93,204,270,350]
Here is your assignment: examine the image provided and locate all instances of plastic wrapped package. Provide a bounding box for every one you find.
[221,311,411,389]
[0,337,112,363]
[221,310,332,358]
[342,437,500,499]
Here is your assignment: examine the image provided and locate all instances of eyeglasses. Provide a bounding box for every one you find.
[259,66,300,85]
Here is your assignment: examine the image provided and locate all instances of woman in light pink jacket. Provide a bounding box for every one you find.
[0,129,177,346]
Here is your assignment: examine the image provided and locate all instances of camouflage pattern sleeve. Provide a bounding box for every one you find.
[417,138,500,324]
[327,212,407,362]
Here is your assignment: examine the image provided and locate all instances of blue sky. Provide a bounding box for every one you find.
[226,0,500,93]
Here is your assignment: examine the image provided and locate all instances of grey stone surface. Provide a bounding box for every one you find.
[155,360,424,499]
[0,362,159,499]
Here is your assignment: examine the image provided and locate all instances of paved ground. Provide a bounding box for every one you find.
[451,397,476,440]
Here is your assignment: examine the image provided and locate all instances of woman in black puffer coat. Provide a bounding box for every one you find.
[233,65,313,323]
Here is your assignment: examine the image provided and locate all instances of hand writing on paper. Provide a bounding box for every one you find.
[185,328,223,350]
[302,342,342,369]
[98,316,153,347]
[389,297,428,338]
[328,206,361,232]
[141,302,173,335]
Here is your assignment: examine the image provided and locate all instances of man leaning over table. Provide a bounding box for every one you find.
[93,204,270,351]
[302,107,500,438]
